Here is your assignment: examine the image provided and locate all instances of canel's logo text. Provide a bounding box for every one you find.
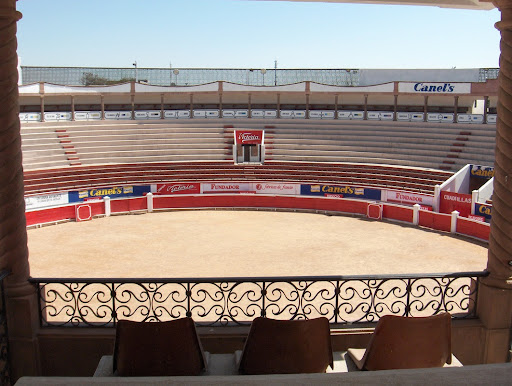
[413,83,455,93]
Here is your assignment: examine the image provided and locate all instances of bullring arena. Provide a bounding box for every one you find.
[27,210,488,278]
[12,66,507,376]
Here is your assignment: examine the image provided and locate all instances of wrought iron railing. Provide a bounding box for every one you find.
[29,271,488,328]
[0,270,11,385]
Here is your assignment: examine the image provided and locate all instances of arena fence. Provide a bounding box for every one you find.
[25,194,491,241]
[29,271,488,328]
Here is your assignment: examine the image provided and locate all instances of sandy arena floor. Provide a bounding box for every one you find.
[27,210,488,278]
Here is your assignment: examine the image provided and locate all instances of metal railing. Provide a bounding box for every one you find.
[21,66,360,87]
[30,271,488,328]
[0,270,11,385]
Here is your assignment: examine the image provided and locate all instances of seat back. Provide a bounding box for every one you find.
[113,317,207,376]
[238,317,333,375]
[362,313,452,371]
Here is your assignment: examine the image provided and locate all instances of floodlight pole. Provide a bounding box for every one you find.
[133,61,138,83]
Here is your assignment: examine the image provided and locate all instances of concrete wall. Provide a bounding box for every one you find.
[35,319,486,377]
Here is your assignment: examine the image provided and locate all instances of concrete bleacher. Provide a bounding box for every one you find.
[21,124,73,169]
[23,160,451,196]
[21,119,495,172]
[22,119,478,195]
[62,122,231,165]
[253,121,495,171]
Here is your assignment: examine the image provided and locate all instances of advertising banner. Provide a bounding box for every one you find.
[468,214,485,222]
[69,185,151,202]
[301,184,381,200]
[153,183,201,195]
[25,192,69,210]
[474,203,492,222]
[252,183,300,195]
[384,190,434,207]
[202,182,252,193]
[398,82,471,94]
[470,165,495,179]
[439,191,472,217]
[234,130,264,145]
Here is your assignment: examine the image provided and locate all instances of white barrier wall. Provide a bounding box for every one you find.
[105,111,132,120]
[222,110,249,118]
[134,110,161,120]
[164,110,191,119]
[74,111,102,121]
[439,164,471,193]
[43,112,72,122]
[193,110,220,119]
[20,109,498,124]
[338,111,364,120]
[367,111,394,121]
[19,112,42,122]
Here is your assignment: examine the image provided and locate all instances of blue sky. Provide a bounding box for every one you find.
[16,0,500,69]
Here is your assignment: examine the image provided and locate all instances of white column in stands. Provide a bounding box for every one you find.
[471,190,479,215]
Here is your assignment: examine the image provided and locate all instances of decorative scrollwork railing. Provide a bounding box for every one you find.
[29,271,488,328]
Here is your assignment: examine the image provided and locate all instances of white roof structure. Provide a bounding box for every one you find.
[259,0,494,10]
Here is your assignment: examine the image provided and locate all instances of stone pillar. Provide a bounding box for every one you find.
[334,94,339,120]
[277,93,280,118]
[453,96,459,123]
[423,95,428,122]
[70,95,75,121]
[363,94,368,120]
[393,95,398,121]
[100,94,104,120]
[477,0,512,364]
[0,0,40,380]
[248,93,252,118]
[160,93,164,119]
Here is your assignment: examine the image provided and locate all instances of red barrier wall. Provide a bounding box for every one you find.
[153,195,368,215]
[26,205,76,226]
[25,195,489,242]
[456,217,490,241]
[110,197,146,213]
[382,204,413,223]
[419,210,452,233]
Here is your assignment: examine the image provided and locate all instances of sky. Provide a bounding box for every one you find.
[16,0,501,70]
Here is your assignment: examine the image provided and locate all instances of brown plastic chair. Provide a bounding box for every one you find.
[347,313,453,371]
[113,317,207,376]
[238,317,334,375]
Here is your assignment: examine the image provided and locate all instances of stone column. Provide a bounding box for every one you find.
[453,95,459,123]
[70,95,75,121]
[334,94,339,120]
[0,0,40,380]
[423,95,428,122]
[477,0,512,364]
[160,93,164,119]
[363,94,368,120]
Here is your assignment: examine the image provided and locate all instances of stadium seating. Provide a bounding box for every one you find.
[248,121,495,171]
[23,118,491,196]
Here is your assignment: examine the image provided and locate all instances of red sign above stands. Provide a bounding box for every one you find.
[234,130,264,145]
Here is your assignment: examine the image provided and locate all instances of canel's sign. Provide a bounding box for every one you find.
[398,82,471,94]
[470,165,494,179]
